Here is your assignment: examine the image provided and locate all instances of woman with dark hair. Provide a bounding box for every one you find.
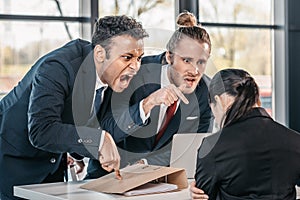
[191,68,300,200]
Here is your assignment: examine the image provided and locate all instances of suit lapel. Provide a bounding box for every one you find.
[72,51,96,126]
[143,65,162,145]
[142,64,161,85]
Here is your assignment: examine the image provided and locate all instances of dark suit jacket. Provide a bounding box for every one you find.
[195,107,300,200]
[0,39,111,199]
[85,53,212,179]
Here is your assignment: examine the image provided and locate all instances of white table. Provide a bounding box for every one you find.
[14,180,300,200]
[14,180,191,200]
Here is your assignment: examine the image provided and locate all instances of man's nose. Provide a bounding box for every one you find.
[129,60,140,71]
[189,63,200,75]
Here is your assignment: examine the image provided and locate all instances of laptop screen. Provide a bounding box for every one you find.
[170,133,212,179]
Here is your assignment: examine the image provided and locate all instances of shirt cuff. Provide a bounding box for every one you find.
[139,99,150,124]
[69,153,84,161]
[141,158,148,165]
[98,130,106,151]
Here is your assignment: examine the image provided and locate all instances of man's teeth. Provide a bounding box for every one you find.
[120,75,133,82]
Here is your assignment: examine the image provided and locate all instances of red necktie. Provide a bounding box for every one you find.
[154,100,178,147]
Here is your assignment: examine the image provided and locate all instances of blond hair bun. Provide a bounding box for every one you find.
[176,11,197,27]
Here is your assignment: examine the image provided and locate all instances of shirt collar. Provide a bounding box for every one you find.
[95,72,108,91]
[161,64,171,88]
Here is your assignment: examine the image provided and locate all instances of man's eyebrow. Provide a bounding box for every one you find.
[197,57,207,62]
[123,52,144,57]
[180,55,193,59]
[122,53,134,56]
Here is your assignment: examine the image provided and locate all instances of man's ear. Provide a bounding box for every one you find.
[94,44,106,64]
[165,51,173,65]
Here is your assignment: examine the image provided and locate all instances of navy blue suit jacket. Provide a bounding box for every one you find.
[0,39,111,199]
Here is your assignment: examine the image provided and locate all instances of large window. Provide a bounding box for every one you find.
[199,0,272,24]
[1,0,80,16]
[0,0,90,98]
[0,0,275,112]
[98,0,175,56]
[199,0,274,116]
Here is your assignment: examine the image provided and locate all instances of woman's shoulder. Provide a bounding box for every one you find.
[197,131,221,158]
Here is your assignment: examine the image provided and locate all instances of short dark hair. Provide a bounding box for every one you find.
[92,15,148,58]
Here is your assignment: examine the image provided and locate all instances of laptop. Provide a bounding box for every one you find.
[170,133,212,179]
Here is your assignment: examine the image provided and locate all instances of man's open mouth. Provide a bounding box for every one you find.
[119,73,136,88]
[184,77,196,87]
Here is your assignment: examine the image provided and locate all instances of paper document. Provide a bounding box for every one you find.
[123,182,178,196]
[80,164,188,194]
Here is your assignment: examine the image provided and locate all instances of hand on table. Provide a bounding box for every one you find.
[190,181,209,200]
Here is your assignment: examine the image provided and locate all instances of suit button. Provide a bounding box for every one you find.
[127,122,136,130]
[50,158,56,163]
[78,139,83,143]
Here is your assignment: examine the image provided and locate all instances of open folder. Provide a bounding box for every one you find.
[123,182,178,196]
[80,164,188,196]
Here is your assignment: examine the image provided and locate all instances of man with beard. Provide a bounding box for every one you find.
[86,12,213,178]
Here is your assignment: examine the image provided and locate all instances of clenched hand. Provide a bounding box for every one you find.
[98,132,122,179]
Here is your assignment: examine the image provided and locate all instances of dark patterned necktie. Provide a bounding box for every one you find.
[94,87,104,115]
